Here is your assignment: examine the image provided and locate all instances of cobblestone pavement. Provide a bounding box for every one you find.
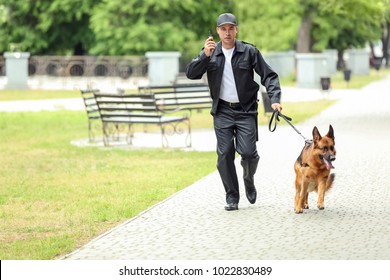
[60,75,390,260]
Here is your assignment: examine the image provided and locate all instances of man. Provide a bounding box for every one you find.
[185,13,282,211]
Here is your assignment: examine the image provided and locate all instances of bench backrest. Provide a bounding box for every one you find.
[139,83,212,112]
[93,92,165,123]
[80,89,100,120]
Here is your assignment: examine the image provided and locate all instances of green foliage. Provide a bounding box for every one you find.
[0,0,98,54]
[89,0,234,57]
[236,0,301,51]
[313,0,385,52]
[291,0,385,53]
[0,0,388,57]
[90,1,195,54]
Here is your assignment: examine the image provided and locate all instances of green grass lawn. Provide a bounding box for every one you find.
[0,89,81,101]
[0,110,217,259]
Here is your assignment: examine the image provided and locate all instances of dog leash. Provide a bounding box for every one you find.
[269,110,312,145]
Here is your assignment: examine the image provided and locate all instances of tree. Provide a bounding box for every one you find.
[235,0,300,52]
[323,0,384,69]
[89,0,235,59]
[380,0,390,66]
[0,0,387,68]
[0,0,235,57]
[0,0,99,55]
[295,0,320,53]
[294,0,383,56]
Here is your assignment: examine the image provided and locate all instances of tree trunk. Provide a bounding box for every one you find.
[337,49,346,70]
[382,21,390,67]
[73,42,86,55]
[296,15,312,53]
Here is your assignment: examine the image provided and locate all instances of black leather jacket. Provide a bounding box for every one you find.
[186,40,281,114]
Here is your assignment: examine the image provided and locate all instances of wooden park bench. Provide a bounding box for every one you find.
[138,83,212,116]
[93,92,191,147]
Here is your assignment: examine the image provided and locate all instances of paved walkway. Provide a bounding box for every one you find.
[55,76,390,260]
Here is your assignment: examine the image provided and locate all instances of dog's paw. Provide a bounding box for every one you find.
[304,205,309,209]
[294,208,303,214]
[317,205,325,210]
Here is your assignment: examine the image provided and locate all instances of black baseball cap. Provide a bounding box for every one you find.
[217,13,237,27]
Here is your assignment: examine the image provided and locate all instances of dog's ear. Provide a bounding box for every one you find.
[312,126,321,142]
[327,125,334,140]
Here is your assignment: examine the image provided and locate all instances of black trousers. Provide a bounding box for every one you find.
[214,101,259,204]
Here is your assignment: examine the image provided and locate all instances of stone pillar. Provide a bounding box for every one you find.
[347,49,370,75]
[264,51,295,78]
[4,52,30,89]
[296,53,328,89]
[322,49,337,75]
[145,51,181,86]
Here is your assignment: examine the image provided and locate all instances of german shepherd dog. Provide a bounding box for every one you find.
[294,125,336,214]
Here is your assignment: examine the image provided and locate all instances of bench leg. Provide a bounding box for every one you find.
[185,117,192,148]
[126,124,135,145]
[113,124,120,141]
[88,120,94,142]
[102,123,109,146]
[160,119,191,148]
[88,119,102,143]
[161,125,168,148]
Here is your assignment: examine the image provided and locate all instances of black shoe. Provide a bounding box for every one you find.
[241,157,259,205]
[245,187,257,204]
[225,203,238,211]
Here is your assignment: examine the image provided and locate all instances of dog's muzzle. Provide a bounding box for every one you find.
[320,155,336,170]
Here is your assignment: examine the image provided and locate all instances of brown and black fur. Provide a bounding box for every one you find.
[294,125,336,214]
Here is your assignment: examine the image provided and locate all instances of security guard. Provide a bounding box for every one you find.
[186,13,282,211]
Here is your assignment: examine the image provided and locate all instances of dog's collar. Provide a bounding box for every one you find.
[305,140,313,146]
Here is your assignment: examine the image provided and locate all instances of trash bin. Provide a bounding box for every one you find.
[343,69,352,82]
[320,77,331,91]
[373,58,382,71]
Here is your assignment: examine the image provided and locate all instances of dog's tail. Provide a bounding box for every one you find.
[326,173,335,191]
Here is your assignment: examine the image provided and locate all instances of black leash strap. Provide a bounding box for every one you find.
[269,110,312,145]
